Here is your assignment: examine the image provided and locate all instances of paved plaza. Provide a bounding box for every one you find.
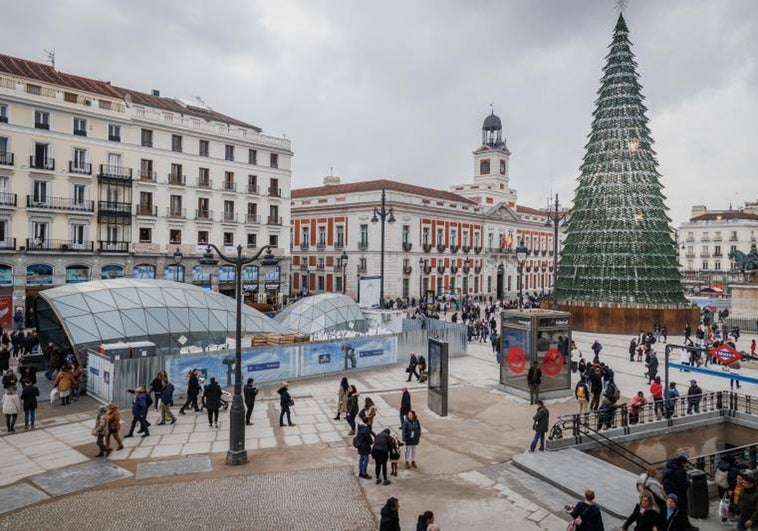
[0,329,755,529]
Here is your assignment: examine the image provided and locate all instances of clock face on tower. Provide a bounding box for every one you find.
[480,159,490,175]
[500,160,506,175]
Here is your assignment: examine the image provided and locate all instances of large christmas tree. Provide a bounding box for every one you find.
[555,13,686,306]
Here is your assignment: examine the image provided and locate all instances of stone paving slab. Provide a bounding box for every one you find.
[0,483,49,515]
[29,460,132,497]
[135,455,212,480]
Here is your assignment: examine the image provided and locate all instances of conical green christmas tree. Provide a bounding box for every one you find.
[555,14,686,306]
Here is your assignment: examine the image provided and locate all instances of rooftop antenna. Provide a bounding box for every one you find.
[615,0,629,13]
[43,48,56,69]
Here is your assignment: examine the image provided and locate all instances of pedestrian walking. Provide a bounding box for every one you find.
[589,366,603,411]
[179,369,201,415]
[730,360,742,390]
[53,366,74,405]
[379,497,400,531]
[650,376,664,419]
[527,361,542,405]
[399,387,411,429]
[92,405,111,457]
[105,402,124,451]
[20,379,39,429]
[354,422,373,479]
[2,384,21,433]
[575,380,589,415]
[661,494,689,530]
[637,467,667,513]
[360,397,377,431]
[664,382,679,419]
[528,400,549,452]
[0,345,9,376]
[345,385,359,434]
[124,386,150,438]
[565,489,605,531]
[149,370,166,411]
[277,381,295,427]
[735,470,758,531]
[244,378,258,425]
[157,377,177,425]
[621,494,659,531]
[203,377,222,428]
[416,510,435,531]
[402,409,421,469]
[334,376,349,420]
[591,339,603,363]
[372,427,392,485]
[406,352,420,382]
[686,379,702,414]
[645,351,659,384]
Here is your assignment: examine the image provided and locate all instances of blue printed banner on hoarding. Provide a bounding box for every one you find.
[247,361,280,372]
[301,336,396,376]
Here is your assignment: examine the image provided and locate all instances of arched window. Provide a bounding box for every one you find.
[26,264,53,285]
[132,264,156,279]
[101,264,125,280]
[0,264,12,286]
[65,265,90,284]
[163,264,185,282]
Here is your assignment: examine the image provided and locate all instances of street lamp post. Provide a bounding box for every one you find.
[516,240,528,310]
[173,247,183,282]
[544,193,568,305]
[371,188,395,308]
[497,262,504,302]
[418,257,424,303]
[200,243,278,466]
[340,250,348,295]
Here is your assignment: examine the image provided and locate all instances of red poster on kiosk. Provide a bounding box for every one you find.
[0,296,12,330]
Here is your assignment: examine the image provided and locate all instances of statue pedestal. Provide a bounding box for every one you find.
[729,284,758,318]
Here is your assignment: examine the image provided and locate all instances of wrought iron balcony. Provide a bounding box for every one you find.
[68,161,92,175]
[98,241,129,253]
[167,207,186,219]
[0,193,17,207]
[335,242,344,250]
[98,164,132,180]
[222,211,237,222]
[462,245,471,253]
[195,209,213,221]
[402,265,412,275]
[26,196,94,212]
[247,184,260,194]
[246,214,261,224]
[26,238,94,252]
[402,242,412,252]
[299,262,308,271]
[316,263,325,271]
[35,121,50,130]
[197,178,212,189]
[423,265,432,274]
[474,265,482,274]
[436,265,445,274]
[268,187,282,198]
[97,201,131,215]
[267,216,282,225]
[316,242,326,250]
[0,238,16,251]
[73,128,87,137]
[222,181,237,192]
[422,243,432,253]
[358,240,369,251]
[30,156,54,171]
[436,244,447,253]
[450,245,459,253]
[299,242,309,250]
[473,246,482,254]
[0,152,14,166]
[138,170,157,183]
[136,204,157,216]
[450,265,459,274]
[168,173,186,186]
[357,264,367,273]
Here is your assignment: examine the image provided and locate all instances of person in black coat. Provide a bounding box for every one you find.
[566,489,604,531]
[661,493,689,531]
[19,365,36,385]
[372,428,392,485]
[243,378,258,426]
[355,422,373,479]
[399,387,411,429]
[379,497,400,531]
[20,379,39,430]
[179,369,201,414]
[622,494,660,531]
[0,346,9,375]
[277,382,295,427]
[202,377,222,428]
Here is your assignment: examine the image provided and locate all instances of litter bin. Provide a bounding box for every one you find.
[687,468,708,519]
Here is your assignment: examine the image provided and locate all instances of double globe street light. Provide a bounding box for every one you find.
[371,188,395,307]
[199,243,279,466]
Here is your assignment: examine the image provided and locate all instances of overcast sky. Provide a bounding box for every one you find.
[4,0,757,225]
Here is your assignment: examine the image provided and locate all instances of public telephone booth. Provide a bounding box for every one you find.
[500,309,572,399]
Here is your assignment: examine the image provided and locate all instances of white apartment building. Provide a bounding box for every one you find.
[0,53,292,324]
[290,111,560,302]
[678,202,758,291]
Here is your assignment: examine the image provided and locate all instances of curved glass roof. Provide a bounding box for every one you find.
[36,279,288,354]
[274,293,367,336]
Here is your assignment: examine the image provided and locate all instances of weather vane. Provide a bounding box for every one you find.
[615,0,629,13]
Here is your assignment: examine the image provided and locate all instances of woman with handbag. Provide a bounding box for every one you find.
[621,494,660,530]
[565,489,605,530]
[334,377,349,421]
[277,381,295,427]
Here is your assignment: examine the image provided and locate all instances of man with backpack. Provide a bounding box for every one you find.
[591,339,603,363]
[353,423,374,480]
[597,378,620,430]
[589,365,603,411]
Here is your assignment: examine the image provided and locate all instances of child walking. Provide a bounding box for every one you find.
[389,431,404,477]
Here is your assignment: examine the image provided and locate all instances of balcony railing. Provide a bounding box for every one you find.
[35,122,50,130]
[168,173,186,186]
[299,263,308,271]
[436,244,447,252]
[167,207,186,219]
[473,246,482,254]
[197,178,212,189]
[402,265,412,275]
[450,245,459,253]
[139,171,157,183]
[462,245,471,253]
[316,242,326,250]
[136,204,157,216]
[68,161,92,175]
[108,134,121,142]
[98,165,132,180]
[222,212,237,222]
[247,184,260,194]
[97,201,131,215]
[0,238,16,251]
[26,196,94,212]
[98,241,129,253]
[358,241,369,251]
[422,243,432,253]
[402,242,412,252]
[246,214,261,224]
[268,187,282,198]
[267,216,282,225]
[299,242,309,250]
[357,265,367,274]
[222,182,237,192]
[335,242,344,250]
[0,193,17,207]
[316,263,325,271]
[73,128,87,137]
[195,209,213,221]
[0,152,14,166]
[30,156,55,171]
[26,238,94,252]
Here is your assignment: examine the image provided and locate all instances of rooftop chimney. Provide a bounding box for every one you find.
[151,89,160,97]
[323,175,341,186]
